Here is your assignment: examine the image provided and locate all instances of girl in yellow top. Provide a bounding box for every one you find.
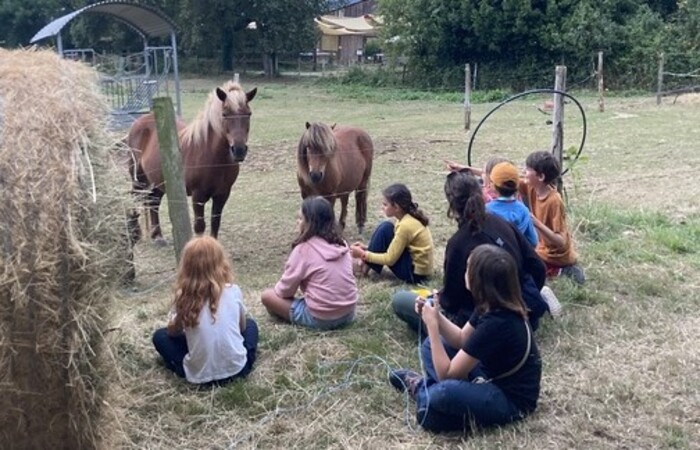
[351,183,434,284]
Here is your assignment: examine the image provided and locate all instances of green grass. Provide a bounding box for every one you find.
[109,78,700,449]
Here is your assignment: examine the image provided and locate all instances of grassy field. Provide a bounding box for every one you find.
[107,77,700,449]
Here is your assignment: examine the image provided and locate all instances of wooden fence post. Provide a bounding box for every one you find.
[464,63,472,131]
[552,65,567,193]
[597,51,605,112]
[153,96,192,263]
[656,52,665,105]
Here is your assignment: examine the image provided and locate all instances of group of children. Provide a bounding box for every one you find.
[151,150,584,433]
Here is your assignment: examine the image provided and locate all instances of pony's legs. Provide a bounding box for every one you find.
[338,194,350,230]
[147,188,165,241]
[210,192,231,239]
[192,192,209,236]
[355,186,368,234]
[129,165,151,244]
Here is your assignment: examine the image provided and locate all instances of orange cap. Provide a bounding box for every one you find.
[490,162,519,189]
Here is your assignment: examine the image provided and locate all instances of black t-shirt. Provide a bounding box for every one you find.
[464,309,542,413]
[440,214,546,326]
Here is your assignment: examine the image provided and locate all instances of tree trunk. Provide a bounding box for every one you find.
[221,26,234,72]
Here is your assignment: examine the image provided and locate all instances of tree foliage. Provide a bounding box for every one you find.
[379,0,700,89]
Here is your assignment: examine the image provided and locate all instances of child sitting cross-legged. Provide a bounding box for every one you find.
[351,183,434,284]
[152,236,258,386]
[261,196,358,330]
[388,244,542,433]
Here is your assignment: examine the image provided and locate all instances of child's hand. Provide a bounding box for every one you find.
[420,296,440,329]
[351,241,367,250]
[415,290,439,321]
[350,244,365,259]
[445,159,467,172]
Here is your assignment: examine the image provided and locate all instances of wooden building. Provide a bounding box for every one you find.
[316,0,378,65]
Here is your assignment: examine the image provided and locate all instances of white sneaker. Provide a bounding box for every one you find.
[541,286,562,318]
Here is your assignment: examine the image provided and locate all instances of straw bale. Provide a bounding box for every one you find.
[0,48,132,449]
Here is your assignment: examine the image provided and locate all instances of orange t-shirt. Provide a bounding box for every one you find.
[520,183,576,266]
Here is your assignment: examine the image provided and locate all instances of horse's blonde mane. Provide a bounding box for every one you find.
[297,122,337,177]
[181,81,248,146]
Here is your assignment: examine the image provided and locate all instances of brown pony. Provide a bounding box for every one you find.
[127,81,256,242]
[297,122,374,233]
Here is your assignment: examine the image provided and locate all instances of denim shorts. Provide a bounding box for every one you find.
[290,297,354,330]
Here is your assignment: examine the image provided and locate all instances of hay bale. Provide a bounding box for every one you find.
[0,48,131,449]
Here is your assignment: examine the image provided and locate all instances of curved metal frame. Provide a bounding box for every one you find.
[467,89,587,176]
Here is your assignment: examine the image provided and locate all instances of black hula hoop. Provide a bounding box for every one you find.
[466,89,587,176]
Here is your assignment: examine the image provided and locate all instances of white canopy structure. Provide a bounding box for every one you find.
[314,15,381,37]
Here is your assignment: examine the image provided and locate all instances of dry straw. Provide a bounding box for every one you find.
[0,48,133,449]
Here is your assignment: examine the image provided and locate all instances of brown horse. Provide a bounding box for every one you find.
[127,81,256,242]
[297,122,374,233]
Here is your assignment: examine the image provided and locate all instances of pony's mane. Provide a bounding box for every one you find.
[297,122,337,176]
[181,81,249,146]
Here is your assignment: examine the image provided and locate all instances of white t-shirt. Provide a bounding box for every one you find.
[182,284,247,384]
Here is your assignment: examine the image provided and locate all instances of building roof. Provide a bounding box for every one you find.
[314,15,380,36]
[31,0,176,43]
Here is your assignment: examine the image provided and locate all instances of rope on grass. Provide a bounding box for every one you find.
[467,88,588,176]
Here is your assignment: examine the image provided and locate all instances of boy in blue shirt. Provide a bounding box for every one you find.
[486,162,538,246]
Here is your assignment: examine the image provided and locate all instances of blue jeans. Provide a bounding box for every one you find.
[367,221,426,284]
[290,297,355,330]
[414,337,524,432]
[152,318,259,385]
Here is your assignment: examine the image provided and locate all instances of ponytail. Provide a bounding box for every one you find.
[408,201,430,226]
[445,170,486,232]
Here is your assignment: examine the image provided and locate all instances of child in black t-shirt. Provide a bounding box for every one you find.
[388,244,542,433]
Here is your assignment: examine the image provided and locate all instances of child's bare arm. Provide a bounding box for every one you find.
[444,159,482,175]
[531,215,566,248]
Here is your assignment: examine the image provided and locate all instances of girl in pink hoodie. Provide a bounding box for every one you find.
[261,196,358,330]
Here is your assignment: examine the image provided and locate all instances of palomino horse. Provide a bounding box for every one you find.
[127,81,256,242]
[297,122,374,233]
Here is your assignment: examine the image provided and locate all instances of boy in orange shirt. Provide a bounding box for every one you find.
[520,151,585,284]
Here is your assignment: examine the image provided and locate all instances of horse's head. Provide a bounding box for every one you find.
[216,84,257,162]
[299,122,337,184]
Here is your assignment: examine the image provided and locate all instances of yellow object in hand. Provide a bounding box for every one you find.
[413,288,431,299]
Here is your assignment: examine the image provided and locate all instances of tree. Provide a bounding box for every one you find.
[378,0,674,89]
[250,0,325,77]
[0,0,75,47]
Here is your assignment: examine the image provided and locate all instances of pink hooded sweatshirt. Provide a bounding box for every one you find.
[274,236,358,320]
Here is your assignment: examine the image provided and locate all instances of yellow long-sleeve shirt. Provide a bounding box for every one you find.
[365,215,435,276]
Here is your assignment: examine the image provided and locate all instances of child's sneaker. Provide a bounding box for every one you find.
[388,369,422,400]
[561,264,586,284]
[541,286,562,318]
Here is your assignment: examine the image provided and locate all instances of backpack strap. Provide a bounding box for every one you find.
[473,319,531,384]
[492,319,531,381]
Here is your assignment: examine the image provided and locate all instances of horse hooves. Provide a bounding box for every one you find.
[153,237,169,247]
[357,226,364,235]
